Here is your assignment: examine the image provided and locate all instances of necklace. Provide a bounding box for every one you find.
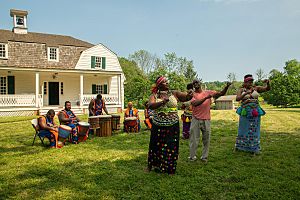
[158,90,168,94]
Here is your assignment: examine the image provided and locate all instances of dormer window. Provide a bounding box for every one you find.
[48,47,59,62]
[91,56,106,69]
[0,43,8,59]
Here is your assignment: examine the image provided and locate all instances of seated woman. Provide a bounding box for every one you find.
[144,101,154,130]
[38,109,59,148]
[124,102,140,132]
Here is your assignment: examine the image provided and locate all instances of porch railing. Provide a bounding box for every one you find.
[0,94,36,107]
[81,94,119,105]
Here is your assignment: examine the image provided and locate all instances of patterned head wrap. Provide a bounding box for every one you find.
[151,76,167,94]
[244,76,254,83]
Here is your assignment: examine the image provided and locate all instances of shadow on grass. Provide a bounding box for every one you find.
[0,154,172,199]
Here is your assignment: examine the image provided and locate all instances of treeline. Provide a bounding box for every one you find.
[119,50,300,108]
[119,50,198,109]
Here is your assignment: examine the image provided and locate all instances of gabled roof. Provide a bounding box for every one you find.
[215,95,237,101]
[0,29,93,48]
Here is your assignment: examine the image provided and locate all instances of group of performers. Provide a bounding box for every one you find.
[145,74,270,175]
[37,74,271,176]
[38,95,110,148]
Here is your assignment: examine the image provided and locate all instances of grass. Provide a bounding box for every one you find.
[0,107,299,200]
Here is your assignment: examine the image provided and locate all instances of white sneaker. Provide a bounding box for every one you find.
[188,156,197,161]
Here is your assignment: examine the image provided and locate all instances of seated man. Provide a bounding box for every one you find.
[88,94,109,116]
[124,102,140,132]
[38,109,59,148]
[144,101,153,130]
[58,101,80,144]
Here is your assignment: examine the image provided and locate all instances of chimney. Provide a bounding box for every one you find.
[10,9,28,34]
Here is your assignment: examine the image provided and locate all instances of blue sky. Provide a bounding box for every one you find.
[1,0,300,81]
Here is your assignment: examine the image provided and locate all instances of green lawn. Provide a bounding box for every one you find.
[0,108,299,200]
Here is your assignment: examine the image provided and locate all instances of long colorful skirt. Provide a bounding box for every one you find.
[235,116,261,153]
[181,114,192,139]
[182,122,191,139]
[147,122,180,174]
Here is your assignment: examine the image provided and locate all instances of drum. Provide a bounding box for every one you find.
[111,114,121,131]
[124,117,138,132]
[58,125,72,139]
[77,122,90,136]
[97,115,112,137]
[88,116,100,129]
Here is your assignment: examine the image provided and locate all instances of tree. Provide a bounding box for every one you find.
[256,68,266,81]
[227,72,236,83]
[119,57,151,108]
[226,72,238,95]
[255,68,266,86]
[162,52,178,72]
[179,58,198,82]
[128,50,156,74]
[263,60,300,107]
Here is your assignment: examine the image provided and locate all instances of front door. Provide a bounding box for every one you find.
[48,82,59,105]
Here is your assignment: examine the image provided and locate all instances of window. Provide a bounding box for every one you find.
[91,56,106,69]
[60,82,64,95]
[48,47,59,61]
[95,57,102,68]
[0,77,7,94]
[43,82,47,95]
[0,43,8,59]
[92,84,108,94]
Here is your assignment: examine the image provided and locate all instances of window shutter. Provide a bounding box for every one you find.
[92,84,96,94]
[91,56,96,69]
[104,84,108,94]
[7,76,15,94]
[102,57,106,69]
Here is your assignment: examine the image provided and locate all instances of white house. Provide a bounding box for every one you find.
[0,9,125,116]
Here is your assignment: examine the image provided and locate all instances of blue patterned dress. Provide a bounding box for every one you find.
[235,89,265,153]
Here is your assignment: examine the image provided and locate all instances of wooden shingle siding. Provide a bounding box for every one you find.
[1,41,88,69]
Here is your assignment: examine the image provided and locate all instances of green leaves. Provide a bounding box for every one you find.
[263,59,300,107]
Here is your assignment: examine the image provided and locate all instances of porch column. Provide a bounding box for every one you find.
[35,72,39,107]
[118,74,121,105]
[80,74,83,107]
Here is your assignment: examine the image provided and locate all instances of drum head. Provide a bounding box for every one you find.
[89,116,100,119]
[59,125,72,130]
[78,122,90,126]
[125,117,137,121]
[98,115,112,118]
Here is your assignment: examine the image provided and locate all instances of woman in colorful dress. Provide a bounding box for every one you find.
[235,74,270,154]
[181,83,194,139]
[146,76,193,175]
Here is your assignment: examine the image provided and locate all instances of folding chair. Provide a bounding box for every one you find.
[31,118,45,146]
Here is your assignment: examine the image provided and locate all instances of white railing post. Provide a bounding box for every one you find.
[35,72,39,108]
[80,74,83,107]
